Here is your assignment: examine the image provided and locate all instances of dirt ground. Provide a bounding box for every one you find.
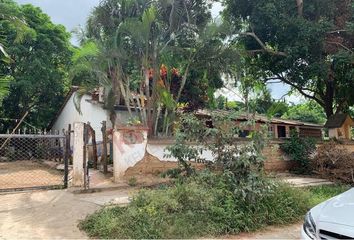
[0,188,302,239]
[0,161,63,190]
[0,189,131,239]
[225,223,302,239]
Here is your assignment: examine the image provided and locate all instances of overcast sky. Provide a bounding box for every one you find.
[13,0,296,103]
[15,0,223,45]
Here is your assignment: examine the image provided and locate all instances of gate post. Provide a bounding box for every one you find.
[63,124,71,188]
[113,126,148,182]
[73,122,85,187]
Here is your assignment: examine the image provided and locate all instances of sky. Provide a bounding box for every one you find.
[14,0,298,104]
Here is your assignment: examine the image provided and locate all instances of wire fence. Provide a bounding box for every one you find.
[0,134,68,192]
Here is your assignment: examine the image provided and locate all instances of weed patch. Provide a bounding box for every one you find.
[80,173,312,239]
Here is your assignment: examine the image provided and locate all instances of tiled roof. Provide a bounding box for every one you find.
[195,109,323,128]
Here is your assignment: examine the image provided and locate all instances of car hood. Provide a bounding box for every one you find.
[316,188,354,227]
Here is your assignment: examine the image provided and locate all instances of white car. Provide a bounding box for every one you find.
[301,188,354,239]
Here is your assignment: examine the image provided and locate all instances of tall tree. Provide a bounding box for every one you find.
[283,100,326,124]
[224,0,354,118]
[0,0,33,101]
[0,0,72,130]
[73,0,238,135]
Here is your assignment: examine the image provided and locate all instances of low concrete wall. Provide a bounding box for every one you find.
[122,139,294,177]
[113,134,354,179]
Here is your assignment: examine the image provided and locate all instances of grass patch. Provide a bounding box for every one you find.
[306,184,350,207]
[80,176,350,239]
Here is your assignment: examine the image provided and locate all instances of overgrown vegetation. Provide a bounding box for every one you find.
[306,184,351,207]
[80,173,349,239]
[280,131,316,173]
[80,172,310,239]
[80,113,350,238]
[313,141,354,184]
[166,112,267,182]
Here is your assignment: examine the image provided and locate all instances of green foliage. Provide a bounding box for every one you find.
[85,175,351,239]
[74,0,239,134]
[166,112,268,199]
[0,0,72,130]
[0,75,12,102]
[266,101,289,118]
[80,173,311,239]
[306,184,351,207]
[128,177,137,187]
[283,101,326,124]
[280,131,316,173]
[224,0,354,117]
[0,0,35,101]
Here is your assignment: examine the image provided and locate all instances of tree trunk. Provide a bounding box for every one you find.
[324,66,335,118]
[146,40,159,137]
[296,0,303,16]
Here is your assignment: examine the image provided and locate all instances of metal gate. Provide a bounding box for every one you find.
[0,133,69,192]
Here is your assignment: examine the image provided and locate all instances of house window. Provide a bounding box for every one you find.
[277,126,286,138]
[239,130,250,138]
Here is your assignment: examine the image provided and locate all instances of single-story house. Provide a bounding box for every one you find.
[48,86,137,142]
[195,109,323,139]
[324,113,354,140]
[49,87,324,141]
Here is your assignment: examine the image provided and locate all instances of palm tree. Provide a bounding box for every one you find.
[71,0,240,135]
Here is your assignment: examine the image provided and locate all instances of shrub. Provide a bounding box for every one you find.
[280,131,316,173]
[313,141,354,184]
[165,112,268,199]
[128,177,137,186]
[80,172,310,239]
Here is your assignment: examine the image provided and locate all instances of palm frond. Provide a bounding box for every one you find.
[73,87,90,115]
[0,43,11,63]
[0,75,13,102]
[72,41,99,63]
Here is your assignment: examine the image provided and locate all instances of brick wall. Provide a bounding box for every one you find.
[124,141,295,177]
[124,153,204,177]
[123,140,354,177]
[262,143,296,171]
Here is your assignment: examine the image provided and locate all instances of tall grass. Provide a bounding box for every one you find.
[80,175,322,239]
[306,184,350,207]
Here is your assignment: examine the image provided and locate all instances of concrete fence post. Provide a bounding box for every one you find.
[113,126,148,182]
[73,122,85,187]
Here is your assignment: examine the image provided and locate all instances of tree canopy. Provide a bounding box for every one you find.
[224,0,354,118]
[71,0,239,135]
[0,0,72,131]
[283,101,326,124]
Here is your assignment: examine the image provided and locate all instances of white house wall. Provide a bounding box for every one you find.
[51,93,139,142]
[51,93,109,142]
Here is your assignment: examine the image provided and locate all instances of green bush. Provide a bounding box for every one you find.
[280,131,316,173]
[80,172,310,239]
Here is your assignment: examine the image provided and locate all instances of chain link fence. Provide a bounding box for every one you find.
[0,134,68,192]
